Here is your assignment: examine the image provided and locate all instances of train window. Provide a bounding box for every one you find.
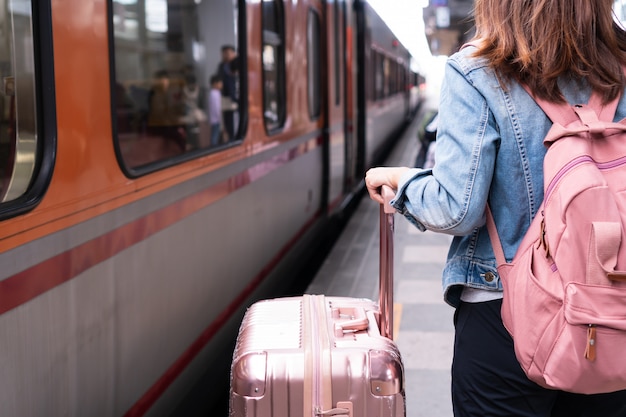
[391,61,398,94]
[395,65,399,94]
[0,1,39,204]
[383,57,390,97]
[374,51,384,100]
[395,62,401,94]
[110,0,245,173]
[403,65,407,92]
[262,0,286,133]
[388,61,396,95]
[307,9,321,119]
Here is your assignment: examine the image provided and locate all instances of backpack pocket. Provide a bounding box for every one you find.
[499,245,562,372]
[541,282,626,393]
[564,282,626,331]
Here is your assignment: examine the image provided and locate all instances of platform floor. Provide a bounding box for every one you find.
[306,112,455,417]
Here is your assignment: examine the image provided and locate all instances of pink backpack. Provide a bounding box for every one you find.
[486,89,626,394]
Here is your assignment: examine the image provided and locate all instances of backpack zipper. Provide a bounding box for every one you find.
[545,155,626,202]
[585,324,597,361]
[537,216,550,258]
[540,154,626,258]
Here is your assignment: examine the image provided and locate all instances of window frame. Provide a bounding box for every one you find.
[108,0,248,178]
[0,0,57,220]
[261,0,287,135]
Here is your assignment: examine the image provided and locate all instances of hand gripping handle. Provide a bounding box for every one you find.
[379,185,395,340]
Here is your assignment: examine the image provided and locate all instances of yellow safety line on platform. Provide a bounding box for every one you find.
[393,303,402,341]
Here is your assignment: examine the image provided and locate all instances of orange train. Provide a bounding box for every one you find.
[0,0,423,416]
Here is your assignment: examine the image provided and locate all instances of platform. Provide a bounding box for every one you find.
[305,113,455,417]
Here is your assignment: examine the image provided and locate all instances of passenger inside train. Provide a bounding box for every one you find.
[207,74,223,147]
[216,45,239,142]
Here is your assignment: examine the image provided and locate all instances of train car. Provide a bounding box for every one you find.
[409,67,428,118]
[0,1,420,416]
[355,1,415,171]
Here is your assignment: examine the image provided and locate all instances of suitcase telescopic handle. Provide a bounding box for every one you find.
[379,185,395,340]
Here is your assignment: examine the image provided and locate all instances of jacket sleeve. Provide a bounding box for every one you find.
[392,56,500,235]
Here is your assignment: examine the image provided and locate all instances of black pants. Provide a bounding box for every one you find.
[452,299,626,417]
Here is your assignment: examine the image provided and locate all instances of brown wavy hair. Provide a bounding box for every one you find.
[472,0,626,103]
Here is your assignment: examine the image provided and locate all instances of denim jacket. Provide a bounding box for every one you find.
[392,45,626,307]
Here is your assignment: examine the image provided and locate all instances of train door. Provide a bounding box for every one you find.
[402,61,411,120]
[324,0,349,213]
[353,0,368,179]
[342,0,360,198]
[304,0,327,216]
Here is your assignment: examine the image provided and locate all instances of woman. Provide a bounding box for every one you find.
[365,1,626,416]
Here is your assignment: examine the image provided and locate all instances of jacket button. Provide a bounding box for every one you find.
[484,272,496,282]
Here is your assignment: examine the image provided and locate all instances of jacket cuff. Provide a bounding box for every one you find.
[390,168,433,231]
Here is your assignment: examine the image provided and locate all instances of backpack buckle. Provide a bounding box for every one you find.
[573,104,605,134]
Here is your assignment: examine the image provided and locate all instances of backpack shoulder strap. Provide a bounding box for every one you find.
[522,85,579,126]
[587,91,621,122]
[523,85,621,125]
[486,205,507,266]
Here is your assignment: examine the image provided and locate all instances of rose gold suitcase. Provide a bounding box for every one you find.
[229,187,405,417]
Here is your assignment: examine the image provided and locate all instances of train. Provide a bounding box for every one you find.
[0,0,424,416]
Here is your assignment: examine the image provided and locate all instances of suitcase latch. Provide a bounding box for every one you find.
[331,306,369,337]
